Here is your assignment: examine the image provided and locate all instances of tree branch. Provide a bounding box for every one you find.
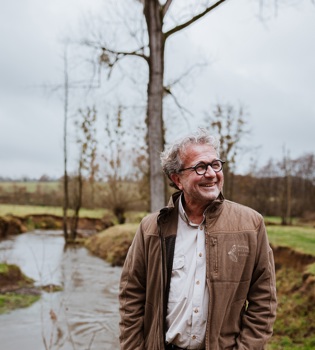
[164,0,227,39]
[162,0,173,18]
[104,47,149,64]
[83,40,149,64]
[167,61,208,88]
[164,88,193,127]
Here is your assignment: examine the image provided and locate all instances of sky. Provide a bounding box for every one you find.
[0,0,314,179]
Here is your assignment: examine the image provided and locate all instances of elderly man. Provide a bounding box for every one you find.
[119,129,277,350]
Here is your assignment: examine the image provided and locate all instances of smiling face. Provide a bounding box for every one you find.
[170,143,224,213]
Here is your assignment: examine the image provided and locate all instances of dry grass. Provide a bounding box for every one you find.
[85,223,138,266]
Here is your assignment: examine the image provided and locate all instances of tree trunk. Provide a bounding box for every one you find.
[70,173,83,241]
[285,172,292,225]
[144,0,166,212]
[63,48,69,241]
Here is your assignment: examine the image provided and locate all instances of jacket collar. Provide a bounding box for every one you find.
[157,192,181,237]
[167,191,224,211]
[204,192,225,217]
[157,191,225,237]
[159,191,225,226]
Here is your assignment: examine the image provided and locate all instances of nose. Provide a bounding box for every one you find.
[204,164,216,176]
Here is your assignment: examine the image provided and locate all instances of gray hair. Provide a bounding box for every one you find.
[160,128,220,182]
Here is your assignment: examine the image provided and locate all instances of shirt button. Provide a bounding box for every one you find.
[192,335,196,340]
[199,252,202,257]
[196,280,200,285]
[194,308,199,313]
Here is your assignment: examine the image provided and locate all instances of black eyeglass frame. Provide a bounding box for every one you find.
[178,159,225,175]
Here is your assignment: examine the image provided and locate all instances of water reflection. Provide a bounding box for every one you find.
[0,230,121,349]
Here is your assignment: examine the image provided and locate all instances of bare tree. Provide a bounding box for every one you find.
[289,152,315,218]
[70,106,98,240]
[204,103,251,200]
[60,42,103,241]
[83,0,307,212]
[62,48,70,241]
[279,147,292,225]
[85,0,228,212]
[100,106,147,223]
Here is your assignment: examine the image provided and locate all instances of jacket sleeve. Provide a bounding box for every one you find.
[236,218,277,350]
[119,221,146,350]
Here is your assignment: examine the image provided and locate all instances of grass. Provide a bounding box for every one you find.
[0,204,63,217]
[0,293,40,314]
[0,204,111,219]
[0,181,60,193]
[267,266,315,350]
[0,204,147,226]
[0,263,40,314]
[264,216,299,226]
[306,263,315,275]
[263,224,315,349]
[264,216,283,225]
[0,263,9,274]
[0,263,34,286]
[266,225,315,257]
[85,223,138,266]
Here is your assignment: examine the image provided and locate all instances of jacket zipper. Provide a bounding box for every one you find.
[211,237,218,276]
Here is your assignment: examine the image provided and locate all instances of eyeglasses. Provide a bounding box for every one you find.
[178,159,225,175]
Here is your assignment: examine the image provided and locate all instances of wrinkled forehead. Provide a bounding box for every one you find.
[179,143,218,164]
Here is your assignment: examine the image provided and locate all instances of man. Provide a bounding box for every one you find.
[119,129,277,350]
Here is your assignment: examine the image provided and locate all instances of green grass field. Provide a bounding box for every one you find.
[0,181,60,193]
[267,225,315,257]
[0,204,108,219]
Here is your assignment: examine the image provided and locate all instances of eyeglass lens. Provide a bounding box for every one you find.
[195,161,222,175]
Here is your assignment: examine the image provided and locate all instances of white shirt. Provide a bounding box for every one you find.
[165,196,209,349]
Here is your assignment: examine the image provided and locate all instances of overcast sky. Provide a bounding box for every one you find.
[0,0,314,179]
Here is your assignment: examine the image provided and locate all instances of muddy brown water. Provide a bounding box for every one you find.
[0,230,121,349]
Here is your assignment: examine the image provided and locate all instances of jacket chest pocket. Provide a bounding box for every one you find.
[208,235,254,282]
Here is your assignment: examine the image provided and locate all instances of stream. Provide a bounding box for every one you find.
[0,230,121,349]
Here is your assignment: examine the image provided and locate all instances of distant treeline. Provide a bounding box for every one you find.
[0,172,314,224]
[0,179,147,214]
[0,174,59,182]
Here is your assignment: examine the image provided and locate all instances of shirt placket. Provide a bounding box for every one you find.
[190,224,206,347]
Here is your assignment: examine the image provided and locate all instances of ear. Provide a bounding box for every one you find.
[170,173,183,190]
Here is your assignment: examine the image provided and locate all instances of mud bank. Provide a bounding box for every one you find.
[269,245,315,349]
[0,263,41,314]
[0,214,113,238]
[0,216,26,237]
[273,245,315,271]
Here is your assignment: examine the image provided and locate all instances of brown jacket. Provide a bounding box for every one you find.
[119,192,277,350]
